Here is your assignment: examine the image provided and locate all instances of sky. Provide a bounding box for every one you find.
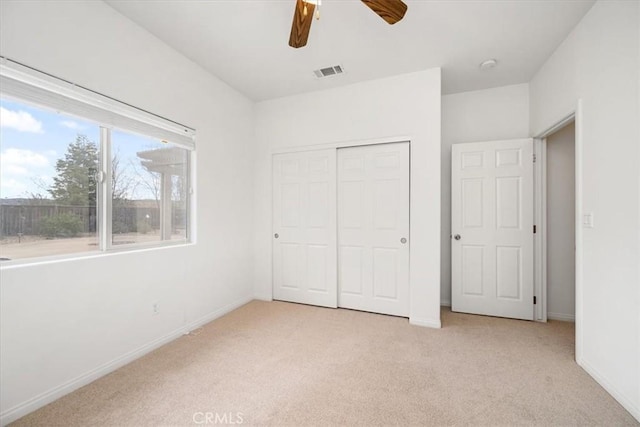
[0,97,183,200]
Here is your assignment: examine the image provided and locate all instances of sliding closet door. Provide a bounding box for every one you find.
[272,149,337,308]
[337,142,410,317]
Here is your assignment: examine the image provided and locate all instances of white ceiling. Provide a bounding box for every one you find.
[106,0,594,101]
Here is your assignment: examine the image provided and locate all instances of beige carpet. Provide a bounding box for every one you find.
[12,301,638,426]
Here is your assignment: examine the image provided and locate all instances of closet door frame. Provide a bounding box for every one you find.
[272,149,338,308]
[337,142,411,317]
[271,138,412,317]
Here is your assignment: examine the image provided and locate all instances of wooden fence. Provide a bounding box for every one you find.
[0,204,97,236]
[0,204,185,237]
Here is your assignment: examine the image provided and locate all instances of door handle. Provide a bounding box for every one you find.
[454,234,461,240]
[274,233,279,239]
[400,237,407,244]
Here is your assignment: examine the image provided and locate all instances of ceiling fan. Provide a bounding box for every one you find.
[289,0,408,48]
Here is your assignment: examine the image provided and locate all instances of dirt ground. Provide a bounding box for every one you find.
[0,232,184,260]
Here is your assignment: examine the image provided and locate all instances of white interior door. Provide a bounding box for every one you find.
[451,139,534,320]
[337,142,410,317]
[273,149,337,308]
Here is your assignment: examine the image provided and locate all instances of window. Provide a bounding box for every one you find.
[0,99,101,259]
[110,130,189,246]
[0,59,194,263]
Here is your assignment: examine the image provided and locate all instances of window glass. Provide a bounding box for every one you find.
[111,130,188,246]
[0,98,100,260]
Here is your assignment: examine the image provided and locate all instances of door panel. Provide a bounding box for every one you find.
[280,243,301,289]
[462,178,484,227]
[452,139,534,320]
[307,244,329,292]
[496,177,521,229]
[340,246,364,295]
[373,248,398,299]
[496,246,521,299]
[462,245,484,296]
[273,149,337,308]
[338,142,410,317]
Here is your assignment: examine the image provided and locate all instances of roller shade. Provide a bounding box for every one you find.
[0,58,196,150]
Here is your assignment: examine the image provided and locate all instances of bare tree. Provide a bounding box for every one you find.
[111,150,134,201]
[130,160,161,209]
[171,175,186,203]
[27,177,53,204]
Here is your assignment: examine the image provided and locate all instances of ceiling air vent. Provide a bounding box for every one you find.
[313,64,344,79]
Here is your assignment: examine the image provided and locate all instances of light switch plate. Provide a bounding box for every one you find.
[583,212,594,228]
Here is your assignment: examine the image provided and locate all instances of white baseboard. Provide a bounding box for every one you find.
[253,292,273,302]
[578,358,640,422]
[0,296,253,427]
[442,302,575,324]
[547,312,575,322]
[409,316,442,329]
[184,296,253,333]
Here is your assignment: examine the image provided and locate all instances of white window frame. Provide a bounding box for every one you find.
[0,57,196,266]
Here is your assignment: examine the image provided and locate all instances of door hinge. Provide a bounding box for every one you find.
[533,153,537,163]
[533,296,537,305]
[533,225,537,234]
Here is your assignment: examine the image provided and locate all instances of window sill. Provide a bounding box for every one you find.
[0,240,194,270]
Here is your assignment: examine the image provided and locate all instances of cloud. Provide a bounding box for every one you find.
[0,177,29,194]
[60,120,85,130]
[2,163,30,177]
[0,107,44,133]
[1,148,50,169]
[1,148,50,177]
[0,149,52,198]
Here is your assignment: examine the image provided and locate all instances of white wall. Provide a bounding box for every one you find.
[253,69,442,327]
[637,2,640,414]
[546,122,576,321]
[530,0,640,419]
[441,84,530,305]
[0,1,255,424]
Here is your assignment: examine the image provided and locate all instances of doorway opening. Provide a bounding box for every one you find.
[533,101,583,362]
[538,121,576,323]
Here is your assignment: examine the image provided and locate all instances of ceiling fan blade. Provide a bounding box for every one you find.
[289,0,315,48]
[361,0,408,25]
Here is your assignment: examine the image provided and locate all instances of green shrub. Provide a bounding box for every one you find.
[137,221,153,234]
[40,213,83,238]
[112,220,131,234]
